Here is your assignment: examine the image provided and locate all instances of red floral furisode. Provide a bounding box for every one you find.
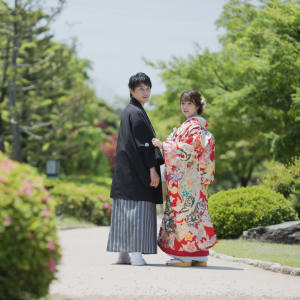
[158,116,217,257]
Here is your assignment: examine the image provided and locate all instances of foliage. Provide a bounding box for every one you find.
[0,152,61,300]
[101,133,118,170]
[263,157,300,215]
[0,0,119,175]
[58,91,119,175]
[46,175,112,226]
[146,0,300,188]
[263,161,293,198]
[209,186,298,238]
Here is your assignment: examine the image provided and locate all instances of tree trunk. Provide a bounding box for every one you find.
[8,0,21,161]
[239,165,254,187]
[0,32,12,153]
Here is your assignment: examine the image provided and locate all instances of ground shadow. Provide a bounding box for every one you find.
[140,263,244,271]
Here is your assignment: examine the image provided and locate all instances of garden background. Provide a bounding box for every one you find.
[0,0,300,299]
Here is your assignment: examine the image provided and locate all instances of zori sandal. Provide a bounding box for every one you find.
[192,261,207,267]
[166,258,192,267]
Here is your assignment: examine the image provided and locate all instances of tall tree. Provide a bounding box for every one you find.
[146,0,300,187]
[0,0,66,161]
[0,0,120,174]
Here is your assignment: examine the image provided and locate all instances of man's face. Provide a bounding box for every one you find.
[130,83,151,105]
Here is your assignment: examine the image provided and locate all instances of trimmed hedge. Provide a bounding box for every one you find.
[0,153,61,300]
[209,186,298,239]
[47,178,112,226]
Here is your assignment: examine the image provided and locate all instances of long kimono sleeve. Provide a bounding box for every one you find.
[162,126,215,184]
[195,129,215,184]
[130,112,156,169]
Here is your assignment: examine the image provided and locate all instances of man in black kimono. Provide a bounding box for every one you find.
[107,72,163,266]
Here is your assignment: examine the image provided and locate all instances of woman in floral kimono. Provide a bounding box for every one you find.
[152,90,217,267]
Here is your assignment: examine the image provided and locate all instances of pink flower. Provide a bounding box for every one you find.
[48,259,56,272]
[104,202,111,213]
[22,187,32,196]
[21,180,35,196]
[22,180,34,186]
[48,241,55,251]
[0,158,17,172]
[42,193,50,204]
[0,175,7,184]
[98,194,106,201]
[96,120,107,129]
[4,216,12,226]
[42,209,50,219]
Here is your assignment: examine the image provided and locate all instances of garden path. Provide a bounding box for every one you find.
[50,227,300,300]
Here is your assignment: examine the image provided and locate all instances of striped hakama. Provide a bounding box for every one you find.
[107,199,157,254]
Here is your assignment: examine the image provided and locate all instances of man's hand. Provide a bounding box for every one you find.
[150,167,160,188]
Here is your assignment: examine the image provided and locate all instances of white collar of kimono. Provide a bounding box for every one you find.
[187,115,208,127]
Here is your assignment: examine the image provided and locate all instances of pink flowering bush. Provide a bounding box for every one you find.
[101,133,117,169]
[0,152,61,300]
[48,179,112,225]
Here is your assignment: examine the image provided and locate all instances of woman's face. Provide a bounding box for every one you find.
[181,99,199,118]
[130,83,151,106]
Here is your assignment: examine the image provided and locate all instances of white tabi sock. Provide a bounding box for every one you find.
[131,252,146,266]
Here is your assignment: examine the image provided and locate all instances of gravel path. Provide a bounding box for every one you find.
[50,227,300,300]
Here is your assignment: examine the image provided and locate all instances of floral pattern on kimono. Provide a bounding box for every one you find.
[158,116,217,257]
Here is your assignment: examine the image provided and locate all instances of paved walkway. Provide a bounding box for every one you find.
[50,227,300,300]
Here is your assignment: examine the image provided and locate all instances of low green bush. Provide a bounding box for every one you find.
[209,186,298,239]
[263,157,300,216]
[0,152,61,300]
[47,178,112,226]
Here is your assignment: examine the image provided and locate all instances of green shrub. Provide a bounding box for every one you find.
[262,161,293,198]
[0,152,61,300]
[263,157,300,216]
[47,178,112,226]
[209,186,298,239]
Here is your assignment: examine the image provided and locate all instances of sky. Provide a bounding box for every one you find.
[50,0,226,106]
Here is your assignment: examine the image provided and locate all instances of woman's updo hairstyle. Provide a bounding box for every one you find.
[180,90,206,115]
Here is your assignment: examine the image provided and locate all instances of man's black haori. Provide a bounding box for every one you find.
[110,97,163,204]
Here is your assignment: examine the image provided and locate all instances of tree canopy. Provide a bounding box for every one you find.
[147,0,300,188]
[0,0,119,174]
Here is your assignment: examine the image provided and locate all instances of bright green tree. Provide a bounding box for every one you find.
[0,0,119,174]
[146,0,300,187]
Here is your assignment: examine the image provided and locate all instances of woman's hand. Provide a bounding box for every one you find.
[152,138,163,149]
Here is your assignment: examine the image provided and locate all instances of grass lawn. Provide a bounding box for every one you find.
[214,239,300,268]
[56,215,96,228]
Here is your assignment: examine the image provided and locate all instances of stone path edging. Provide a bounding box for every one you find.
[210,250,300,276]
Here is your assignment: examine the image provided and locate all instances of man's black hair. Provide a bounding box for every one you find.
[128,72,152,95]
